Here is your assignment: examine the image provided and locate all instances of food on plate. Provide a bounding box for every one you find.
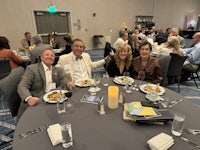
[78,79,92,86]
[144,85,161,92]
[47,91,65,101]
[119,76,128,84]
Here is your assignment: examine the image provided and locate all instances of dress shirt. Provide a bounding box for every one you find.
[113,38,127,49]
[72,54,89,81]
[41,62,53,92]
[183,42,200,64]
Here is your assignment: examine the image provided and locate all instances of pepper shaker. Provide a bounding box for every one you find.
[99,101,105,115]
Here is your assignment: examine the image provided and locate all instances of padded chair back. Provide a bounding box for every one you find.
[158,55,171,86]
[0,59,11,79]
[0,67,24,117]
[104,42,115,57]
[167,53,187,77]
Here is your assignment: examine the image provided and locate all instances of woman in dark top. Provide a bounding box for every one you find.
[61,34,73,55]
[132,40,162,84]
[107,43,132,77]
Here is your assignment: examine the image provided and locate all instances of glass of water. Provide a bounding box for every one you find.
[61,123,73,148]
[171,112,185,136]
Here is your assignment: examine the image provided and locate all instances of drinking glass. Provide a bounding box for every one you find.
[102,73,109,86]
[138,70,145,81]
[65,90,73,113]
[61,123,73,148]
[171,113,185,136]
[93,73,101,88]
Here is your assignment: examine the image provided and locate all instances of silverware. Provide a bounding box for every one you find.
[185,128,200,135]
[168,98,183,107]
[18,125,47,139]
[181,137,200,149]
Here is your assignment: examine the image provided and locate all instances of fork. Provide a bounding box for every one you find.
[185,128,200,135]
[18,125,47,139]
[168,98,183,107]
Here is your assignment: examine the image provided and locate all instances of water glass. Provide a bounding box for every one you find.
[57,97,66,114]
[61,123,73,148]
[125,82,132,93]
[102,74,109,86]
[149,87,157,101]
[93,73,101,88]
[138,70,145,81]
[171,113,185,136]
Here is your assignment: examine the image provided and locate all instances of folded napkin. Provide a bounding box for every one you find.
[147,132,174,150]
[47,123,63,146]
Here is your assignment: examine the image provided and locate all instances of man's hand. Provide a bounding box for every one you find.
[27,97,40,106]
[104,55,111,61]
[67,81,75,90]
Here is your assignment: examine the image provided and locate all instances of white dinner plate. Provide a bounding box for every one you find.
[75,78,94,87]
[145,93,164,102]
[139,84,165,95]
[43,90,68,103]
[113,76,134,85]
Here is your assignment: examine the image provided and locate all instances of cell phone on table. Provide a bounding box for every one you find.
[141,101,159,108]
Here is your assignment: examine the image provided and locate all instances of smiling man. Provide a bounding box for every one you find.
[56,39,109,82]
[17,49,74,118]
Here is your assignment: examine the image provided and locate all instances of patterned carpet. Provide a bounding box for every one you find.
[0,47,199,150]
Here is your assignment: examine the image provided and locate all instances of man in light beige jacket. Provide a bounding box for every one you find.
[56,39,109,82]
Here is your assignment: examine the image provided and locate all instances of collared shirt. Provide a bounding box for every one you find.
[72,54,89,81]
[41,62,54,92]
[183,42,200,64]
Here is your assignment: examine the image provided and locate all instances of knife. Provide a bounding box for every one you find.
[181,137,200,149]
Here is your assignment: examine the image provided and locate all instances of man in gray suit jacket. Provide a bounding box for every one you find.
[30,35,52,64]
[17,49,75,118]
[56,39,110,81]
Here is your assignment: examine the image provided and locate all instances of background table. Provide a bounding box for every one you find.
[13,79,200,150]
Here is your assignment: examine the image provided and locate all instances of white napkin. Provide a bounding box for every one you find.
[147,132,174,150]
[47,123,63,146]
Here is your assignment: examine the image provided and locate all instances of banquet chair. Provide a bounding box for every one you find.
[0,59,11,80]
[167,53,187,92]
[158,55,171,86]
[188,64,200,88]
[0,66,24,117]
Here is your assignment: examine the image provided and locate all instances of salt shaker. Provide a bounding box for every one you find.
[119,92,123,104]
[122,93,126,105]
[99,101,105,115]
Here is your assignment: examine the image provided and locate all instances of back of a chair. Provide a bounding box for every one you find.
[158,55,171,86]
[0,67,24,117]
[0,59,11,79]
[167,53,187,77]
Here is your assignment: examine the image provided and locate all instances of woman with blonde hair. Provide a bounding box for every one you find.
[128,34,140,57]
[106,43,132,77]
[157,36,183,57]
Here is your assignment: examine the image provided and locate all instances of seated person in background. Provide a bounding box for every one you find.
[172,28,185,48]
[0,36,22,68]
[56,39,110,82]
[182,32,200,80]
[157,36,184,58]
[128,34,140,58]
[107,43,132,77]
[165,27,172,38]
[113,31,128,49]
[30,35,52,64]
[17,49,74,117]
[155,27,168,45]
[132,40,162,84]
[138,28,147,41]
[47,33,60,49]
[149,26,157,37]
[19,32,33,54]
[61,34,73,55]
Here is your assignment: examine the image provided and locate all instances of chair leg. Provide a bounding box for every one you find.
[192,73,199,88]
[177,77,180,92]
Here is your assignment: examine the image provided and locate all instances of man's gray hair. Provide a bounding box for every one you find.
[32,35,42,45]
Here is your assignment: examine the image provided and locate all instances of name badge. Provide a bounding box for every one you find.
[49,82,56,90]
[64,64,71,71]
